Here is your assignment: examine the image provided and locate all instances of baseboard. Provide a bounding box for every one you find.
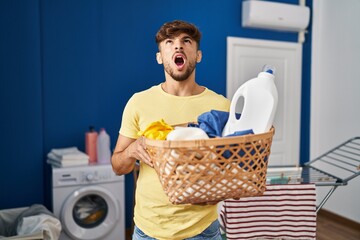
[318,209,360,230]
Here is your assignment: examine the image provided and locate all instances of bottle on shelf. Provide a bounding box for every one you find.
[85,126,98,164]
[97,128,111,164]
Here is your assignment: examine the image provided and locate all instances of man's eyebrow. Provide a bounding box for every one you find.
[164,36,192,41]
[181,35,192,40]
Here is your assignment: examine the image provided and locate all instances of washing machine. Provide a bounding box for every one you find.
[52,163,125,240]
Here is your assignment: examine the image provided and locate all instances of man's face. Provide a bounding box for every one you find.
[156,33,202,81]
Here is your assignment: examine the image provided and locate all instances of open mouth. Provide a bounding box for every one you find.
[174,54,185,68]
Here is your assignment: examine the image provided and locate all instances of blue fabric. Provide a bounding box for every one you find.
[189,110,262,170]
[189,110,250,138]
[220,146,268,170]
[132,220,222,240]
[221,129,255,160]
[226,129,254,136]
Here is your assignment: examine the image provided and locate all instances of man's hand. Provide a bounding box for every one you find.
[127,137,153,167]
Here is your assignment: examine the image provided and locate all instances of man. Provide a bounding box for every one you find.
[111,20,230,240]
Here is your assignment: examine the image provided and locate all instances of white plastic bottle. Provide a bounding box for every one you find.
[97,128,112,164]
[222,65,278,136]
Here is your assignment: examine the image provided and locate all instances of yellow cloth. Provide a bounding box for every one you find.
[119,84,230,240]
[137,119,173,140]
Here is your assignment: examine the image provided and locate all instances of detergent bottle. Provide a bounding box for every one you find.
[85,126,98,163]
[222,65,278,136]
[97,128,112,164]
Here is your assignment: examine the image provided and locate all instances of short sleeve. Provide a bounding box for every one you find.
[119,95,140,139]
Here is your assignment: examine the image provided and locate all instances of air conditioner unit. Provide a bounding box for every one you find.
[242,0,310,32]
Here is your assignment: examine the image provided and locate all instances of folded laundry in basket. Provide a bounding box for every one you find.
[189,110,257,168]
[138,119,174,140]
[189,110,250,138]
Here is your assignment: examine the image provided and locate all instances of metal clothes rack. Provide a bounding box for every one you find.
[268,136,360,213]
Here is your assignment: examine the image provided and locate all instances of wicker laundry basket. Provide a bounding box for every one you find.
[145,127,275,204]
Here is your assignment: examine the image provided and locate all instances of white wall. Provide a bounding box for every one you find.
[311,0,360,223]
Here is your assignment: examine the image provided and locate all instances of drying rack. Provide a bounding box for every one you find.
[267,136,360,213]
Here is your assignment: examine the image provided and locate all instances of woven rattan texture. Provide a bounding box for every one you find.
[146,128,274,204]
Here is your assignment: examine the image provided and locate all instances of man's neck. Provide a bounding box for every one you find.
[161,80,205,96]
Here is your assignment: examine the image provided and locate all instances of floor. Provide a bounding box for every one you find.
[316,209,360,240]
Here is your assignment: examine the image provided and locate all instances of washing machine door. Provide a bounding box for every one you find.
[60,185,119,240]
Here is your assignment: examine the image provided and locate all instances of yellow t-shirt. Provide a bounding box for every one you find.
[120,84,230,240]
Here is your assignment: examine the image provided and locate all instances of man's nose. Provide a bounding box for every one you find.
[174,40,183,50]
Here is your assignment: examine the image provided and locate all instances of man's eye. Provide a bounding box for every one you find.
[166,40,172,44]
[184,39,191,43]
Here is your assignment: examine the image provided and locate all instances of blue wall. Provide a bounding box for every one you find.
[0,0,311,229]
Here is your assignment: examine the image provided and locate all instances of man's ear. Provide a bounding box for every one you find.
[196,50,202,63]
[156,52,163,64]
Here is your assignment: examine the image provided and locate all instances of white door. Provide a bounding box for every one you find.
[226,37,302,166]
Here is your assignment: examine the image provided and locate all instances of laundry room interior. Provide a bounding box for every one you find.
[1,0,360,239]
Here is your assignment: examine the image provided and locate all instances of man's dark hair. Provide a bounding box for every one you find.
[155,20,202,49]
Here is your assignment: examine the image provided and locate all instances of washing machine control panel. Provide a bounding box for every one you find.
[81,170,112,183]
[52,164,124,187]
[84,172,96,181]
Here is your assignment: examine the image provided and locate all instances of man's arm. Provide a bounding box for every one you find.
[111,134,152,175]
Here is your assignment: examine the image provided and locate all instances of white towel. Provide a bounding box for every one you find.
[46,159,89,168]
[47,147,89,161]
[219,184,317,240]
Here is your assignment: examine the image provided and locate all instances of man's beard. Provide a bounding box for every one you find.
[163,60,197,81]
